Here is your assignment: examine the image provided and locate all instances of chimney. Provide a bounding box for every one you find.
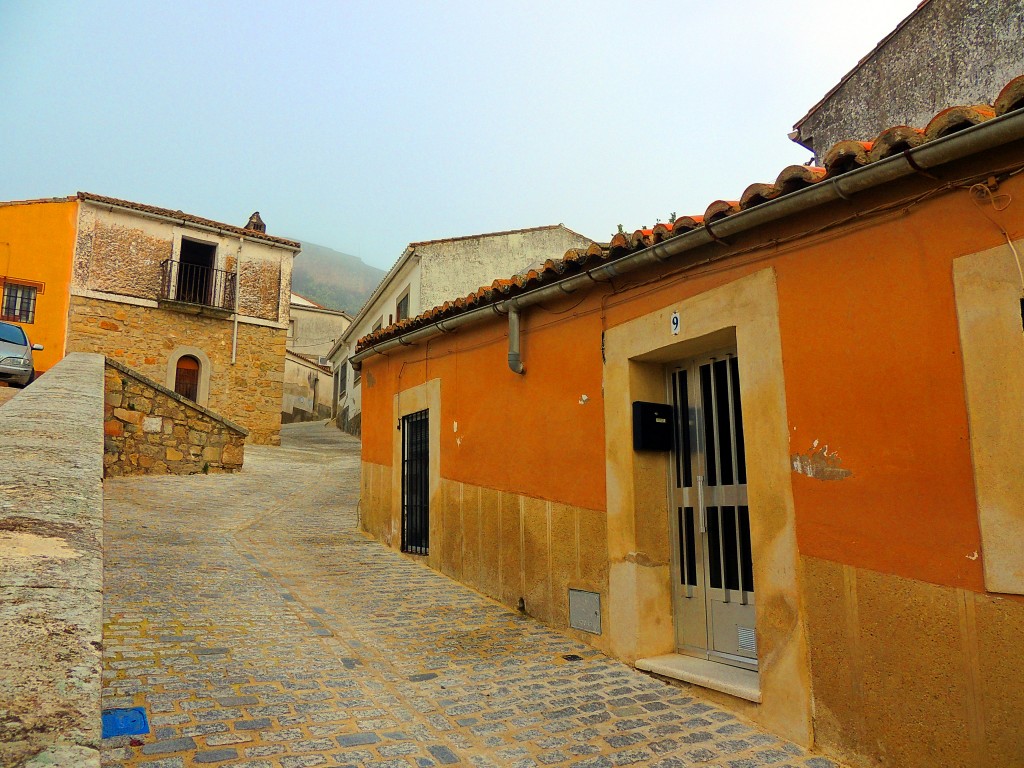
[244,211,266,233]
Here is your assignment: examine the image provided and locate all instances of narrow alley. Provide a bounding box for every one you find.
[100,422,840,768]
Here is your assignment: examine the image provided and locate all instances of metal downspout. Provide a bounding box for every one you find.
[508,307,525,374]
[231,236,242,365]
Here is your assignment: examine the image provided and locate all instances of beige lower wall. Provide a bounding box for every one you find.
[66,296,285,444]
[361,460,612,651]
[803,555,1024,768]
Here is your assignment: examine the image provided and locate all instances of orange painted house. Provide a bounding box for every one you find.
[354,77,1024,766]
[0,198,79,372]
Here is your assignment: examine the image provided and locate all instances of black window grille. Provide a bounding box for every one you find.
[401,409,430,554]
[1,282,37,323]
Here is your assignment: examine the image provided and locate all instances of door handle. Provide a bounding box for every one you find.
[696,475,706,533]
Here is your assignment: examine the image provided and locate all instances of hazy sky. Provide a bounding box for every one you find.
[2,1,920,270]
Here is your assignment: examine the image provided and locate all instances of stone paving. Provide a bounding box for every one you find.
[100,420,842,768]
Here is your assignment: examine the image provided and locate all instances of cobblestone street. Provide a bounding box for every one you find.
[101,421,841,768]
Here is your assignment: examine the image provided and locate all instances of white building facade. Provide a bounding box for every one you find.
[328,224,593,435]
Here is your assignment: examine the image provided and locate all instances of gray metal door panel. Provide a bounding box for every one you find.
[668,351,757,670]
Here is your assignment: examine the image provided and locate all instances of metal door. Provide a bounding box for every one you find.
[401,409,430,555]
[669,351,756,670]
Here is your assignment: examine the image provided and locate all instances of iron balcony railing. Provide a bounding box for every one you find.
[160,260,237,311]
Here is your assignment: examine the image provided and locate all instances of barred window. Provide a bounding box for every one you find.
[1,282,38,323]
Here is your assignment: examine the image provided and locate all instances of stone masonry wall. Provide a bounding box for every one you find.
[0,353,105,768]
[67,295,286,444]
[75,204,291,324]
[104,359,247,477]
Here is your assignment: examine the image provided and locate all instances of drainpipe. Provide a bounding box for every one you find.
[231,236,242,365]
[507,307,525,374]
[350,107,1024,366]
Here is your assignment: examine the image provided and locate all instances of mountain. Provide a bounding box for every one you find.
[289,240,386,314]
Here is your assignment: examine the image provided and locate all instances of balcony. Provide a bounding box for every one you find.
[159,260,237,317]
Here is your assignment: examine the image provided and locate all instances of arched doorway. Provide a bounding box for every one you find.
[174,355,201,401]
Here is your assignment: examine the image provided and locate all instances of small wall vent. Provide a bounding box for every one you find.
[737,625,757,654]
[569,589,602,635]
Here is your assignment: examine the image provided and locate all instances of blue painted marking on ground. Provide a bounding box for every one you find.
[101,707,149,738]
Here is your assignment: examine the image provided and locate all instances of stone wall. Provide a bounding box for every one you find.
[0,352,105,768]
[74,203,293,324]
[793,0,1024,156]
[104,359,247,477]
[67,295,286,444]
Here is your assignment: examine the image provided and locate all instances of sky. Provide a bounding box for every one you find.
[1,1,921,270]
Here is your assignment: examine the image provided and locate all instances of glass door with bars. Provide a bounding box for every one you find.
[668,350,757,670]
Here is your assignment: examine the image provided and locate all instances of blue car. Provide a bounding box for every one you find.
[0,321,42,388]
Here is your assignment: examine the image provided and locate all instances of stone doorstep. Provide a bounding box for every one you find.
[634,654,762,703]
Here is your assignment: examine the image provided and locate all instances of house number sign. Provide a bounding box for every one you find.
[670,311,680,335]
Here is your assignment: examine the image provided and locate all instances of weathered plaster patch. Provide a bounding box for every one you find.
[0,532,80,561]
[791,440,852,481]
[624,551,668,568]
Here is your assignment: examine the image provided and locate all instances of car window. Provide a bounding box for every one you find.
[0,322,27,346]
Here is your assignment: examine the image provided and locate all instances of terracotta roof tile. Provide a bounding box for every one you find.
[923,105,996,141]
[995,75,1024,116]
[703,200,741,224]
[867,125,926,162]
[739,183,779,210]
[822,141,873,175]
[77,192,300,248]
[356,73,1024,353]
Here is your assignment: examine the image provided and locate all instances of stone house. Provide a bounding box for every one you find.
[282,293,351,423]
[790,0,1024,159]
[327,224,593,436]
[0,192,300,444]
[353,76,1024,767]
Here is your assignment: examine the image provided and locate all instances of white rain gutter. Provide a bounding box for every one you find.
[352,108,1024,367]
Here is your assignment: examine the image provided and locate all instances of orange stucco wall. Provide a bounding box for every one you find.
[362,306,608,512]
[0,200,77,372]
[362,168,1024,599]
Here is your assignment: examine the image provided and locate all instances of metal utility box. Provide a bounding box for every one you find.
[569,589,602,634]
[632,401,674,451]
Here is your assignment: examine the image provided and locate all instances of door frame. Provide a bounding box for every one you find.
[602,268,811,745]
[390,378,441,562]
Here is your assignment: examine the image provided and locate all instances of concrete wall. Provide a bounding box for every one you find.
[359,148,1024,765]
[0,352,105,768]
[104,359,247,476]
[282,353,331,423]
[417,226,593,311]
[288,304,350,358]
[794,0,1024,156]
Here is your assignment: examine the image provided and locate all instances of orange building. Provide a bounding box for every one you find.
[354,78,1024,767]
[0,198,78,372]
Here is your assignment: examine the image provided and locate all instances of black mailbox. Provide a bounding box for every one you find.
[632,401,674,451]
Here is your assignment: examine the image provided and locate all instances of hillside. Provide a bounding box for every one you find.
[289,240,386,314]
